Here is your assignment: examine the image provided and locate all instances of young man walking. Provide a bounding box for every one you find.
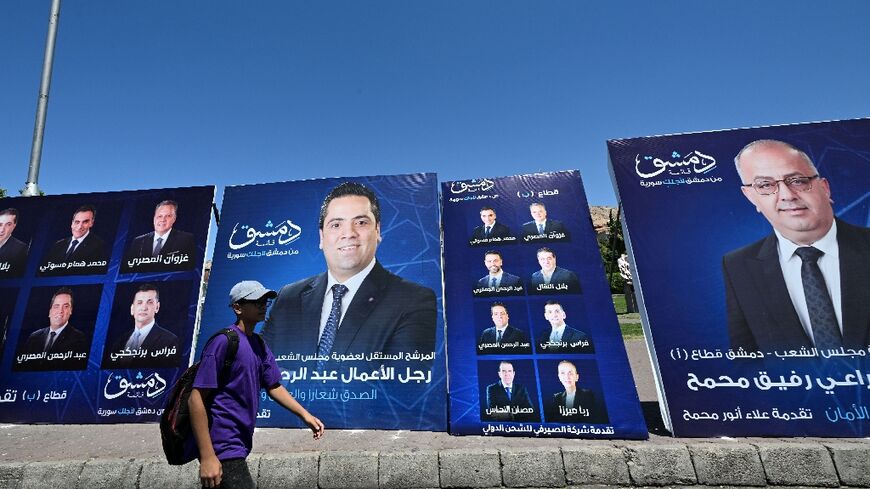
[189,280,325,488]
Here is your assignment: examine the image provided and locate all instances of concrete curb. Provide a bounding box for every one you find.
[4,439,869,488]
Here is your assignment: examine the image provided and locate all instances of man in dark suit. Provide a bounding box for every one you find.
[478,303,531,353]
[469,206,513,244]
[474,250,524,296]
[122,200,197,273]
[529,247,581,294]
[483,361,539,422]
[0,208,29,277]
[521,202,569,241]
[15,287,89,371]
[537,301,593,353]
[102,283,180,369]
[39,205,108,276]
[724,139,870,352]
[544,361,607,423]
[262,182,436,359]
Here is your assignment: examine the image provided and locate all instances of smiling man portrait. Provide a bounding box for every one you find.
[723,139,870,352]
[262,182,437,358]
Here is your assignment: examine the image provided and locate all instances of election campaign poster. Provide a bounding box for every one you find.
[0,186,214,423]
[442,171,647,438]
[199,174,447,430]
[608,118,870,437]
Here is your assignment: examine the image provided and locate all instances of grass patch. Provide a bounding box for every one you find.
[620,322,644,339]
[612,294,627,314]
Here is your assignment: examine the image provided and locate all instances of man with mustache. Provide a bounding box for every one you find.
[723,139,870,352]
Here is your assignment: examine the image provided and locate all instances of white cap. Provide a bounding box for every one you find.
[229,280,277,305]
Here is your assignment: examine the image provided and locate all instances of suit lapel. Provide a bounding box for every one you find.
[139,324,160,350]
[331,263,387,354]
[837,220,870,347]
[755,234,812,346]
[301,273,328,352]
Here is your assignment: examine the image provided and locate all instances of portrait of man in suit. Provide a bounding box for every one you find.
[123,200,197,273]
[529,247,581,294]
[262,182,437,359]
[521,202,569,242]
[483,361,539,422]
[723,139,870,352]
[15,287,89,371]
[469,206,513,244]
[477,302,531,354]
[537,301,593,353]
[39,205,108,276]
[474,250,524,296]
[102,283,180,369]
[544,360,607,424]
[0,208,29,278]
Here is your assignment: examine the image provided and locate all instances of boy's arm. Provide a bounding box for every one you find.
[267,384,325,439]
[189,388,222,488]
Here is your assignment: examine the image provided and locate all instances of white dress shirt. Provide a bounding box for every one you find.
[318,258,377,341]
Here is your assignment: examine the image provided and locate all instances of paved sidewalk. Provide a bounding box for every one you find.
[2,422,869,488]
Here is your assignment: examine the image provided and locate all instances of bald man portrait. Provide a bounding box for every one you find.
[723,139,870,352]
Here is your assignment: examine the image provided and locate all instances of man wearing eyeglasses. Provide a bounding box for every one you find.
[723,139,870,353]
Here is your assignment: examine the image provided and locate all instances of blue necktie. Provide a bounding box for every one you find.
[506,387,512,400]
[794,247,842,350]
[485,226,491,237]
[152,237,164,257]
[65,239,79,260]
[537,223,544,234]
[496,329,503,344]
[45,331,57,352]
[317,284,348,367]
[489,276,497,288]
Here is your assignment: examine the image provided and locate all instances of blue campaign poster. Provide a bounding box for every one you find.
[442,171,647,438]
[0,186,214,423]
[199,173,447,430]
[608,118,870,437]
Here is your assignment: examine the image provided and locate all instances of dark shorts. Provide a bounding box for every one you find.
[206,458,254,489]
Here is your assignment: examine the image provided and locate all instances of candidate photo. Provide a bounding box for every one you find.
[262,182,437,359]
[543,360,607,424]
[536,300,593,354]
[469,206,514,245]
[13,286,95,371]
[473,250,524,297]
[39,205,109,276]
[529,247,581,294]
[521,202,569,242]
[122,199,197,273]
[477,302,531,354]
[723,139,870,353]
[481,360,540,422]
[0,208,30,278]
[101,283,182,369]
[0,288,18,366]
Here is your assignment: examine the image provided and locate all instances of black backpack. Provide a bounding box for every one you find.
[160,328,240,465]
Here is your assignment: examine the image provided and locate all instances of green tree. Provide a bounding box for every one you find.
[598,208,626,293]
[0,188,7,199]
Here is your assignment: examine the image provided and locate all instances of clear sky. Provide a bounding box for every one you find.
[2,1,869,206]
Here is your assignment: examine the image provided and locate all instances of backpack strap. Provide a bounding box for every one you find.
[201,328,240,380]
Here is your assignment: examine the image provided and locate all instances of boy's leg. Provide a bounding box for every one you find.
[207,458,254,489]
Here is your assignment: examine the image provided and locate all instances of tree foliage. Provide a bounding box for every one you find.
[597,208,626,293]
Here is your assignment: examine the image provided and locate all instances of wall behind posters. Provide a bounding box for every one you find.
[442,172,646,438]
[0,186,213,423]
[609,118,870,437]
[199,173,446,430]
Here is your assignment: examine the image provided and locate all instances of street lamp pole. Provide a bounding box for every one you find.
[23,0,63,197]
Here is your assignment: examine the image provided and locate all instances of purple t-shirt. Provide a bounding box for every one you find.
[192,324,281,460]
